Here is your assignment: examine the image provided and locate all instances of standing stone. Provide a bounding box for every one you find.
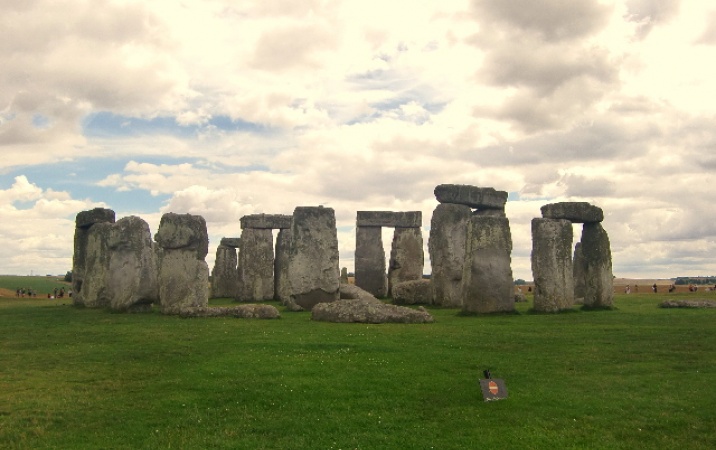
[340,267,349,283]
[72,208,115,306]
[580,223,614,308]
[80,222,114,308]
[154,213,209,314]
[107,216,158,312]
[462,215,515,314]
[274,228,292,304]
[531,218,574,312]
[211,244,239,298]
[288,206,340,310]
[354,226,387,297]
[573,242,586,301]
[388,227,424,296]
[428,203,471,307]
[237,228,274,301]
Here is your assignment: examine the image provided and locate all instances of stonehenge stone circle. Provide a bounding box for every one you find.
[428,203,471,307]
[354,226,387,297]
[388,227,424,296]
[154,213,209,314]
[288,206,340,310]
[580,222,614,308]
[355,210,423,298]
[237,228,275,301]
[434,184,507,209]
[211,239,239,299]
[107,216,158,312]
[462,215,515,314]
[72,208,115,306]
[531,218,574,312]
[541,202,604,223]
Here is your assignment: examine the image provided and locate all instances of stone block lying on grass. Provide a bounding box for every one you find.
[339,283,381,303]
[391,279,434,305]
[178,304,281,318]
[311,299,434,323]
[659,299,716,309]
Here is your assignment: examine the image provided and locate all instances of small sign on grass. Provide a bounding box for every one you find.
[479,369,508,401]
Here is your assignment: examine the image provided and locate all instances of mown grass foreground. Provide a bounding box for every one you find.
[1,292,715,449]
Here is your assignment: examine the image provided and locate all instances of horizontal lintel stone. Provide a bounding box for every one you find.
[240,214,293,229]
[541,202,604,223]
[356,211,422,228]
[434,184,507,209]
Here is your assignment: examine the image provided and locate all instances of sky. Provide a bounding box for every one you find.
[2,0,716,280]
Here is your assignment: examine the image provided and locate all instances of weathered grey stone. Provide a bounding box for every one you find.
[573,241,586,301]
[211,244,239,299]
[354,226,387,297]
[107,216,159,312]
[580,222,614,308]
[155,213,209,314]
[154,213,209,259]
[434,184,507,209]
[237,228,274,301]
[388,227,424,296]
[339,283,381,303]
[220,237,241,248]
[462,215,515,314]
[75,207,116,229]
[356,211,422,228]
[340,267,349,283]
[660,299,716,308]
[240,213,292,230]
[288,206,340,310]
[78,222,114,308]
[541,202,604,223]
[428,203,471,307]
[473,209,507,218]
[274,228,292,304]
[178,304,281,318]
[311,299,434,323]
[391,279,434,305]
[72,208,115,306]
[531,218,574,312]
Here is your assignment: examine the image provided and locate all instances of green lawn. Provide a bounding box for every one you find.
[1,289,715,449]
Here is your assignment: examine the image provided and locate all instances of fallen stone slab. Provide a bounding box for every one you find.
[178,304,281,318]
[541,202,604,223]
[240,214,292,229]
[392,279,434,305]
[356,211,422,228]
[434,184,507,209]
[659,299,716,309]
[311,299,434,323]
[339,283,382,303]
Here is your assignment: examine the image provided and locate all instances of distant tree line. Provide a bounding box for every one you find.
[673,277,716,285]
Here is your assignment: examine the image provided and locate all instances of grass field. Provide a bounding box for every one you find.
[1,280,715,449]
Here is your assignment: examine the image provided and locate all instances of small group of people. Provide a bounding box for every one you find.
[48,287,69,299]
[15,287,37,297]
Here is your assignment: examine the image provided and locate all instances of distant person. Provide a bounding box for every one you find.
[634,285,639,293]
[624,285,631,294]
[668,285,676,293]
[652,283,657,293]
